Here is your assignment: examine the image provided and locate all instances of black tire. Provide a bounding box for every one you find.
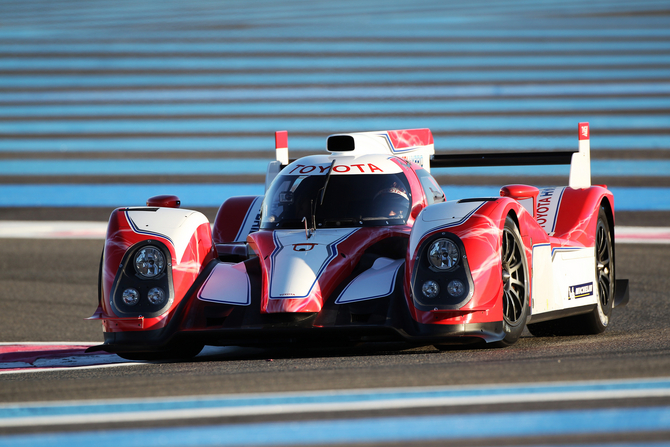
[97,248,104,306]
[527,206,614,337]
[117,343,204,361]
[492,216,529,347]
[579,206,615,333]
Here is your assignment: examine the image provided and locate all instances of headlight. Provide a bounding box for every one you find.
[134,246,166,278]
[122,288,140,306]
[447,280,465,297]
[147,287,166,305]
[427,238,460,271]
[422,280,440,298]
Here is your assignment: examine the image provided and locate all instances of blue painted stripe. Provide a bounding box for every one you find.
[4,41,670,54]
[0,184,266,207]
[4,26,669,40]
[1,160,667,177]
[0,135,668,153]
[0,159,270,176]
[2,378,670,420]
[0,116,668,134]
[0,407,669,447]
[1,69,669,88]
[1,84,669,103]
[0,185,668,210]
[3,97,670,117]
[2,57,670,71]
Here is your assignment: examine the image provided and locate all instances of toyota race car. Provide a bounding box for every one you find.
[87,122,629,360]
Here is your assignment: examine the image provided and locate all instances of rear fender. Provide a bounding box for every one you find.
[550,186,614,247]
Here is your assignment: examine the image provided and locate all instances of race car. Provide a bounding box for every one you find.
[87,122,629,360]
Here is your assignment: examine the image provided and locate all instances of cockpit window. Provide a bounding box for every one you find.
[261,173,411,229]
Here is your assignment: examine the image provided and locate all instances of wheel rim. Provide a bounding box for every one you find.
[596,220,613,324]
[501,227,526,325]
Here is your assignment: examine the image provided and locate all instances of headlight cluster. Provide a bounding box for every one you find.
[423,238,464,298]
[413,234,473,311]
[112,242,172,316]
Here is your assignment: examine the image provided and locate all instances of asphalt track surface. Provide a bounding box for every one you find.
[0,232,669,446]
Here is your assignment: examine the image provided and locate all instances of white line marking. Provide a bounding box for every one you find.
[0,221,107,239]
[615,226,670,244]
[0,362,145,376]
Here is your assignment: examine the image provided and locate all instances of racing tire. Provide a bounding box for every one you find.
[575,206,615,333]
[116,343,204,361]
[527,206,614,337]
[491,216,529,347]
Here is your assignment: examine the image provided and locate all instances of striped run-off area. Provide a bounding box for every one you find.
[1,2,669,446]
[0,0,669,221]
[1,376,670,446]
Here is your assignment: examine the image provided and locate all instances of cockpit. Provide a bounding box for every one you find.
[260,172,412,230]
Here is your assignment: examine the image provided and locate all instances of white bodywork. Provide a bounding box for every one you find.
[530,245,598,315]
[269,228,358,300]
[198,262,251,306]
[125,208,210,264]
[569,122,592,189]
[335,258,404,304]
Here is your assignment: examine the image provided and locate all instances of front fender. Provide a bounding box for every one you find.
[98,207,215,332]
[406,198,528,326]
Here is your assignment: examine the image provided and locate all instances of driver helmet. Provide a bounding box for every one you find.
[373,182,409,217]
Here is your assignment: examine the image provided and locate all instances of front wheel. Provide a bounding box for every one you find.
[492,216,529,347]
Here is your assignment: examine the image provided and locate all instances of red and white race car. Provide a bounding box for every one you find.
[88,123,629,359]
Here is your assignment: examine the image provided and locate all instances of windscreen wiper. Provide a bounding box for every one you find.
[319,159,336,206]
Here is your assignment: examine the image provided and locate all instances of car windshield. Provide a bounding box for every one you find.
[261,173,412,229]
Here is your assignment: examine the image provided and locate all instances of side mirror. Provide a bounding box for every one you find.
[500,184,539,218]
[147,195,181,208]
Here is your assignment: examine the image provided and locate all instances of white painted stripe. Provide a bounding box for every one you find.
[615,226,670,244]
[0,362,145,376]
[0,221,107,239]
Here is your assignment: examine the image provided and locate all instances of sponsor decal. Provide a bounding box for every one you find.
[535,187,565,234]
[250,212,261,233]
[399,154,425,167]
[579,122,590,140]
[287,163,384,175]
[568,282,594,300]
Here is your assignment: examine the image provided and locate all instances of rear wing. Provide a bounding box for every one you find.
[265,123,592,191]
[430,122,592,189]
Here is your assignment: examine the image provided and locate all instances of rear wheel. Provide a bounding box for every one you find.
[580,206,615,333]
[492,216,529,347]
